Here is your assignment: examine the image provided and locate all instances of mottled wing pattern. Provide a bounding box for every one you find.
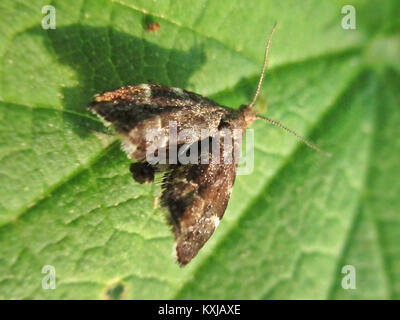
[88,84,230,161]
[161,135,238,266]
[88,84,248,266]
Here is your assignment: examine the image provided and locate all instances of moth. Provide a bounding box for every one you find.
[88,24,327,266]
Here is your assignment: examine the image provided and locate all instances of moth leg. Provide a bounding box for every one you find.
[129,162,157,184]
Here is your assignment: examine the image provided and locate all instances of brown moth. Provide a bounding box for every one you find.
[88,24,327,266]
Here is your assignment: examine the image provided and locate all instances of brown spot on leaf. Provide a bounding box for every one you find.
[146,22,160,33]
[105,282,126,300]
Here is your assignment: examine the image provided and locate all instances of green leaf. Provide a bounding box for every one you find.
[0,0,399,299]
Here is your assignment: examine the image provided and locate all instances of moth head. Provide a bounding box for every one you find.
[240,104,257,127]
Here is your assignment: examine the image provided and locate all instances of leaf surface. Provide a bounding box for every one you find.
[0,0,399,299]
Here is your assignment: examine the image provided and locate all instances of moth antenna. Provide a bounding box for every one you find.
[248,22,277,109]
[256,115,332,157]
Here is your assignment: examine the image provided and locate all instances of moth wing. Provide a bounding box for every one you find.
[87,84,229,161]
[161,136,238,266]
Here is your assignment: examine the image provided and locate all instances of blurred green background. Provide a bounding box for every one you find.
[0,0,399,299]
